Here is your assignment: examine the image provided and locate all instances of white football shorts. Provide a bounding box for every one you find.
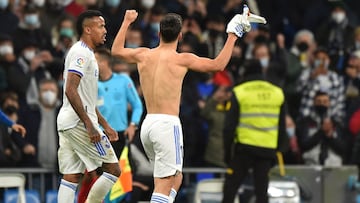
[58,122,118,174]
[140,114,184,178]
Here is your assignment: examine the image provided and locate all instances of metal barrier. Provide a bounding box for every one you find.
[0,166,358,203]
[183,166,359,203]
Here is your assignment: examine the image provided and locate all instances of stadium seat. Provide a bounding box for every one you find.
[4,189,40,203]
[46,190,58,203]
[0,173,26,203]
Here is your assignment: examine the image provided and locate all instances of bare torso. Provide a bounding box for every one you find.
[137,47,188,116]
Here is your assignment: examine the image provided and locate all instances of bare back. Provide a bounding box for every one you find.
[137,47,188,116]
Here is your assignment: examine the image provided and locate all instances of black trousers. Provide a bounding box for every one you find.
[222,148,273,203]
[111,131,126,158]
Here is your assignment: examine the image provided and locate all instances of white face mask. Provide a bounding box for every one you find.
[332,12,345,24]
[0,44,13,55]
[141,0,155,9]
[41,90,57,106]
[0,0,9,9]
[286,127,295,137]
[150,22,160,32]
[24,14,40,26]
[23,50,36,61]
[105,0,121,7]
[314,59,329,69]
[259,57,270,68]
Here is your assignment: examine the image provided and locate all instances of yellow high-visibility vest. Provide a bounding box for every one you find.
[233,80,284,149]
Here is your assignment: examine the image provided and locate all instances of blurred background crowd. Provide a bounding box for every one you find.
[1,0,360,177]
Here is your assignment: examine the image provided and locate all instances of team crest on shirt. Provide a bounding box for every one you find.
[76,57,85,66]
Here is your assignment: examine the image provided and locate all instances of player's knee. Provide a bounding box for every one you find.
[102,163,121,177]
[63,173,82,183]
[112,167,121,177]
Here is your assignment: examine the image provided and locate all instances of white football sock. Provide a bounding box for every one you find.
[169,188,177,203]
[150,193,169,203]
[57,179,78,203]
[86,172,117,203]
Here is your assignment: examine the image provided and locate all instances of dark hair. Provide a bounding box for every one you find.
[0,91,18,107]
[315,89,329,98]
[160,13,182,43]
[57,15,75,32]
[39,78,58,87]
[313,47,329,56]
[252,42,270,57]
[76,10,103,37]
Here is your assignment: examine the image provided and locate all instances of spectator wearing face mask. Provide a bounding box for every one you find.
[284,29,317,119]
[7,79,60,196]
[297,48,345,124]
[39,0,72,37]
[51,15,77,59]
[7,39,54,106]
[0,91,26,137]
[0,0,19,36]
[0,91,24,167]
[296,90,347,166]
[12,4,53,55]
[0,34,16,92]
[201,14,227,59]
[315,1,356,72]
[141,5,167,48]
[13,78,60,169]
[252,42,287,87]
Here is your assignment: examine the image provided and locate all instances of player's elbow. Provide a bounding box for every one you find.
[209,60,226,72]
[112,49,137,64]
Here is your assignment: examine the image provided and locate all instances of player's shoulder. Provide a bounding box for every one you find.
[68,41,92,56]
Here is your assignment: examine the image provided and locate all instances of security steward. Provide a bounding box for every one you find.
[222,59,287,203]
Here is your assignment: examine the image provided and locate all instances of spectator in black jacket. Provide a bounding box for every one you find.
[296,90,347,166]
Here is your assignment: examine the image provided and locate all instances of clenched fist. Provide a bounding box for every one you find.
[124,10,138,24]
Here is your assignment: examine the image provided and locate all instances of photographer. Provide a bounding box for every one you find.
[296,90,347,166]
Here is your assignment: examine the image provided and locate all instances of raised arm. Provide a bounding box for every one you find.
[112,10,148,64]
[180,33,238,72]
[180,14,251,72]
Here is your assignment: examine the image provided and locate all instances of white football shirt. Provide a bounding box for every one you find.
[57,41,99,130]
